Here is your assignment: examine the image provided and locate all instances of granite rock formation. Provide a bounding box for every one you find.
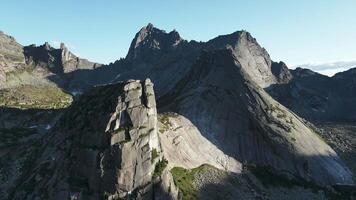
[8,79,176,200]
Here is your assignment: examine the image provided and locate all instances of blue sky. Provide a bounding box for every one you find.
[1,0,356,73]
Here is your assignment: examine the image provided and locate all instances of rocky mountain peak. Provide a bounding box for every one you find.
[126,24,183,61]
[43,42,52,50]
[23,41,100,74]
[59,42,66,50]
[205,30,276,88]
[271,61,293,83]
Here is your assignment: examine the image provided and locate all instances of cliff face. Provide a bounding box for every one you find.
[10,79,176,200]
[24,42,100,74]
[0,31,26,84]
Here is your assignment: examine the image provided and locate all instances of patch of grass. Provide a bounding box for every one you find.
[268,105,287,119]
[277,113,287,118]
[158,112,178,133]
[151,148,159,163]
[170,164,213,200]
[152,157,168,179]
[0,85,72,109]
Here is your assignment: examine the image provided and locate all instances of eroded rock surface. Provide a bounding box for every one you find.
[9,79,176,200]
[158,113,242,173]
[0,31,26,85]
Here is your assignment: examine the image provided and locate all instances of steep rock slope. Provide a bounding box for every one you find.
[0,31,26,85]
[10,79,176,200]
[159,49,353,186]
[158,113,242,172]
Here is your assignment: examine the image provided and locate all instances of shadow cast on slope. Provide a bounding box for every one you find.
[195,165,356,200]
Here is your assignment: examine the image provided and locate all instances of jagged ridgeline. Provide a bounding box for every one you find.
[0,31,100,109]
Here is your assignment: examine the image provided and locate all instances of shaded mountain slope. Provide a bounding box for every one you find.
[159,49,353,186]
[267,67,356,122]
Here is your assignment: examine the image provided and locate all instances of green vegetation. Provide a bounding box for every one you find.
[0,85,72,109]
[152,157,168,179]
[158,112,178,133]
[277,112,287,119]
[151,148,159,163]
[171,164,213,200]
[286,117,294,125]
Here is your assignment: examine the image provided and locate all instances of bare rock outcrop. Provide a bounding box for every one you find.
[158,113,242,173]
[24,42,100,74]
[10,79,176,200]
[0,31,26,84]
[271,61,293,83]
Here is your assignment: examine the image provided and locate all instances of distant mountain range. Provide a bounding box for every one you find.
[0,24,355,200]
[296,60,356,76]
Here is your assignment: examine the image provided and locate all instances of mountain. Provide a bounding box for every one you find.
[0,31,101,109]
[24,42,100,74]
[0,31,100,85]
[49,24,286,96]
[159,49,352,186]
[296,60,356,77]
[267,67,356,122]
[0,24,355,199]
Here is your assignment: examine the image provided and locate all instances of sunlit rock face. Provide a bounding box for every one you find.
[160,49,353,186]
[0,31,26,85]
[10,79,177,200]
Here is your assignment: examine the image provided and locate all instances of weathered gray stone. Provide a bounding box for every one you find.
[110,131,126,145]
[9,79,162,200]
